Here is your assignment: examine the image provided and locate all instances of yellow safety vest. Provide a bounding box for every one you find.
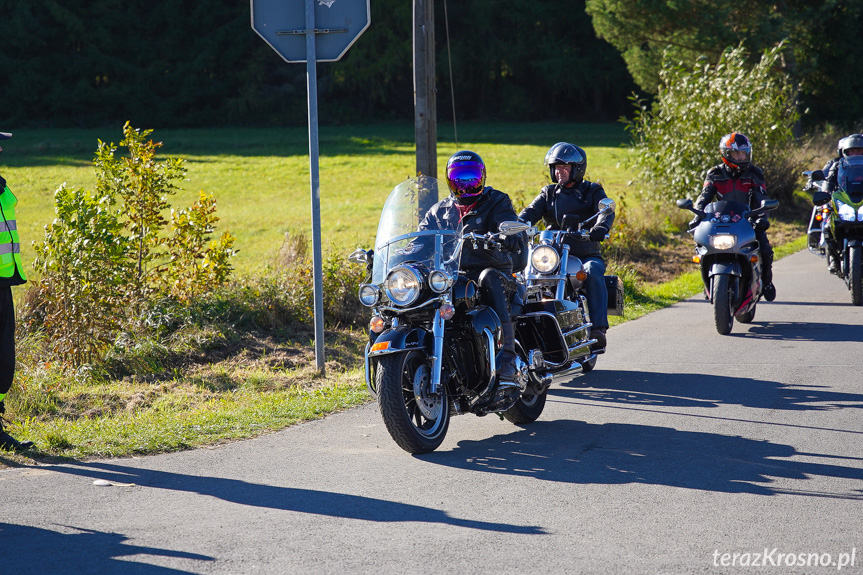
[0,185,27,282]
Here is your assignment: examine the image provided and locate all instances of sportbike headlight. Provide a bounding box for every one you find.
[836,200,857,222]
[384,266,422,306]
[531,245,560,273]
[858,206,863,222]
[710,234,737,250]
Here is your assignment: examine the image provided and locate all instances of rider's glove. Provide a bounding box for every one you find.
[501,233,522,252]
[588,226,608,242]
[688,216,701,230]
[753,217,770,232]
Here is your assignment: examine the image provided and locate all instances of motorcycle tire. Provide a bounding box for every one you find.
[736,304,756,324]
[712,274,734,335]
[503,390,547,425]
[376,351,450,454]
[578,354,597,373]
[850,245,862,306]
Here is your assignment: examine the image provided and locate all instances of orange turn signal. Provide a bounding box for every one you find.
[692,255,701,263]
[816,213,823,221]
[575,270,588,282]
[749,254,759,263]
[370,341,390,352]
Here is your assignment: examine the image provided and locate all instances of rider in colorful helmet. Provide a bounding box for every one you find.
[519,142,615,351]
[693,132,776,301]
[419,151,527,386]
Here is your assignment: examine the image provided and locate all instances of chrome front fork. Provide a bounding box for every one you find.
[429,311,445,394]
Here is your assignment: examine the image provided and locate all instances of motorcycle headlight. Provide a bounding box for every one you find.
[710,234,737,250]
[384,266,422,306]
[858,205,863,222]
[531,245,559,273]
[836,200,857,222]
[358,284,380,307]
[428,270,452,293]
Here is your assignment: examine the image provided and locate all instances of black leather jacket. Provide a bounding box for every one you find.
[419,187,526,273]
[518,180,614,259]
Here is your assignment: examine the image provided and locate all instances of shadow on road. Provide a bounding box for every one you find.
[21,461,546,538]
[553,369,863,413]
[728,320,863,342]
[0,523,212,575]
[420,419,863,499]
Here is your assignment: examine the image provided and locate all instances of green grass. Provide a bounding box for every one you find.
[3,123,632,280]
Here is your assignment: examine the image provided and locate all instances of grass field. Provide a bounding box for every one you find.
[2,123,634,280]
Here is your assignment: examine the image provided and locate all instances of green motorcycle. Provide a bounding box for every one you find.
[811,155,863,305]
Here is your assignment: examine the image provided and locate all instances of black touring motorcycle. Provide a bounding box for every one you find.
[348,177,610,454]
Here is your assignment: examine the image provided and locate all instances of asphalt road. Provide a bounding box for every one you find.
[2,249,862,575]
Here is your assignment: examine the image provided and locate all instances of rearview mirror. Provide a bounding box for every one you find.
[676,198,694,210]
[598,197,616,214]
[348,248,370,264]
[499,220,530,235]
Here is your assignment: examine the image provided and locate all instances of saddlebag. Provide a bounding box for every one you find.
[605,275,624,316]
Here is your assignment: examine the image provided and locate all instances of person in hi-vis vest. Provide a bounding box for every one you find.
[0,131,33,451]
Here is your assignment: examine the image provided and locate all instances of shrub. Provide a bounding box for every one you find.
[626,43,803,205]
[23,123,236,366]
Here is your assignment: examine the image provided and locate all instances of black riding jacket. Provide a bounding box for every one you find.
[518,180,614,259]
[419,187,526,273]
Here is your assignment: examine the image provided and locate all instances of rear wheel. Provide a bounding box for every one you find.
[712,274,734,335]
[736,303,756,324]
[376,351,450,454]
[850,245,862,306]
[578,354,597,373]
[503,390,547,424]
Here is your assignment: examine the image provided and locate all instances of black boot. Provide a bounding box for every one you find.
[0,420,33,452]
[498,322,518,385]
[590,327,607,351]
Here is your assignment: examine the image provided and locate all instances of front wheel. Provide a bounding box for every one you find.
[376,351,450,454]
[712,274,735,335]
[850,245,862,306]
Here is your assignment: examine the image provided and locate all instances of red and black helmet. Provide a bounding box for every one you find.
[719,132,752,172]
[446,150,487,204]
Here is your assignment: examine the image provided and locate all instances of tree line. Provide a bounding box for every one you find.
[0,0,859,129]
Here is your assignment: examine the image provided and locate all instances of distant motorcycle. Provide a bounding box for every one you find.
[809,156,863,305]
[519,197,623,374]
[349,177,578,454]
[804,170,831,256]
[677,197,779,334]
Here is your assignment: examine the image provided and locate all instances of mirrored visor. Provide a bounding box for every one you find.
[447,163,484,196]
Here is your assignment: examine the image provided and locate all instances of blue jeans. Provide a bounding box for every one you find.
[569,255,607,329]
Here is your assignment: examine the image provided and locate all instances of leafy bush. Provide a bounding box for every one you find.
[625,43,802,205]
[23,123,236,366]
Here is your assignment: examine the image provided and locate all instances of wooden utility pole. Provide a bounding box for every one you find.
[413,0,437,181]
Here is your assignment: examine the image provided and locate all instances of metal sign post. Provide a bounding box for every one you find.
[251,0,370,374]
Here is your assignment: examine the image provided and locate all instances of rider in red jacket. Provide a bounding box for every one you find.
[693,132,776,302]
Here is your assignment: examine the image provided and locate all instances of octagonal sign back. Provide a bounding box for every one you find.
[251,0,370,63]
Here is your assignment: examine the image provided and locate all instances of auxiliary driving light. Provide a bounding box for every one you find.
[439,303,455,320]
[369,316,385,333]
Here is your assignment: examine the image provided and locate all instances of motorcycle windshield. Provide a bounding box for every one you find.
[372,177,460,285]
[837,156,863,203]
[702,200,750,222]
